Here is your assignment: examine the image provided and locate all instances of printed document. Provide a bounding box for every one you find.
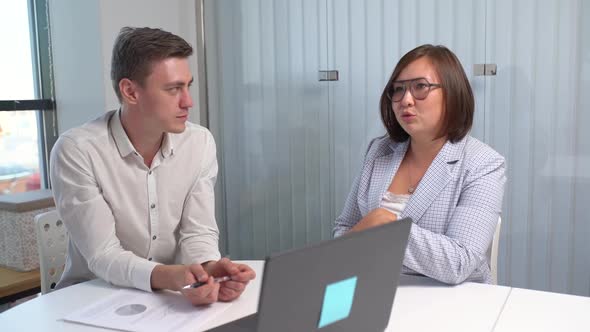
[63,288,231,332]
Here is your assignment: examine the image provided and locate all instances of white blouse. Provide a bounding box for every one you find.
[380,191,410,219]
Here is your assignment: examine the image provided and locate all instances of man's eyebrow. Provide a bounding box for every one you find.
[164,77,194,88]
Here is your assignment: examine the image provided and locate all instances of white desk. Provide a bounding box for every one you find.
[389,275,510,332]
[0,261,264,332]
[0,260,587,331]
[493,287,590,331]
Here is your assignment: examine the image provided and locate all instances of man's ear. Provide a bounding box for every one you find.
[119,78,139,105]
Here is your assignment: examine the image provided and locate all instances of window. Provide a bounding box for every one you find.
[0,0,56,196]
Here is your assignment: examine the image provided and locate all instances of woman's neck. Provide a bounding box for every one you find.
[408,136,447,165]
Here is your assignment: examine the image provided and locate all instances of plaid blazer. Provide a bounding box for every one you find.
[333,134,506,284]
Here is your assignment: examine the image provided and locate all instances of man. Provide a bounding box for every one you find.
[50,27,255,305]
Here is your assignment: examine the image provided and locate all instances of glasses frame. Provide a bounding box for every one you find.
[387,77,442,102]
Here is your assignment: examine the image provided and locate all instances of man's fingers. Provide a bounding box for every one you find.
[187,280,214,298]
[219,257,239,275]
[187,264,209,282]
[221,280,245,292]
[182,278,218,305]
[205,282,220,302]
[218,287,239,302]
[230,265,256,282]
[181,261,253,304]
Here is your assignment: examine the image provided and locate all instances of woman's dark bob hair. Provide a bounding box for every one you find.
[380,44,474,143]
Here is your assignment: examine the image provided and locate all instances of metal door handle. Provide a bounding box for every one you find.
[318,70,339,81]
[474,64,497,76]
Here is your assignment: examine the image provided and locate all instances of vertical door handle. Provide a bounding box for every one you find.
[474,64,497,76]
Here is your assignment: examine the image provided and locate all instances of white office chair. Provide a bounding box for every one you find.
[35,210,68,294]
[486,216,502,285]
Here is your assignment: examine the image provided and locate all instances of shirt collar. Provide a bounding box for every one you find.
[110,109,137,158]
[109,109,176,159]
[160,131,175,159]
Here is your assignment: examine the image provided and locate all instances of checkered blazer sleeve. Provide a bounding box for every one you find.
[402,149,506,284]
[332,138,381,237]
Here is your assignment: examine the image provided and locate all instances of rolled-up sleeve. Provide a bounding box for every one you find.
[177,130,221,265]
[50,137,159,292]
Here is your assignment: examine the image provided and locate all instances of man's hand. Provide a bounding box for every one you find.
[203,258,256,302]
[151,264,219,305]
[349,208,397,233]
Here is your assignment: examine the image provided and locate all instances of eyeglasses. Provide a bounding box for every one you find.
[386,77,441,102]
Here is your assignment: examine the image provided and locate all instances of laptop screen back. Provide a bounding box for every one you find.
[256,218,412,332]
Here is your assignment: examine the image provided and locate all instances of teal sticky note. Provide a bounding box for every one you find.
[318,276,358,328]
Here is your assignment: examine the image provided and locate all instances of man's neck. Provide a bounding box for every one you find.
[120,106,164,167]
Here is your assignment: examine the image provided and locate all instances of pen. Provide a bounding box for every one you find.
[182,276,232,290]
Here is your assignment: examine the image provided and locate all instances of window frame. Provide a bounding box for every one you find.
[0,0,57,191]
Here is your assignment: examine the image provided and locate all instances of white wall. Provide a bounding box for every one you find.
[49,1,106,134]
[49,0,200,134]
[98,0,199,114]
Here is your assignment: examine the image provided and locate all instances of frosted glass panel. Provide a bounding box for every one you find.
[204,0,590,297]
[328,0,486,219]
[204,0,331,258]
[486,0,590,295]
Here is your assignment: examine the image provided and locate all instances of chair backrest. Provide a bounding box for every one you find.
[35,210,68,294]
[486,216,502,285]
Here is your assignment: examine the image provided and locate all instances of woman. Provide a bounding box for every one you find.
[333,44,506,284]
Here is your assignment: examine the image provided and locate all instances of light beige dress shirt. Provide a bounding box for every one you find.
[50,110,221,292]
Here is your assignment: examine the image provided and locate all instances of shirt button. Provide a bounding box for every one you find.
[148,170,152,175]
[150,203,155,209]
[148,257,152,261]
[152,235,157,240]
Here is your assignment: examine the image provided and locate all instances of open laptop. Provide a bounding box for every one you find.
[207,218,412,332]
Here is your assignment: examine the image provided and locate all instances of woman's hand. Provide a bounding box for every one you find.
[349,208,398,233]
